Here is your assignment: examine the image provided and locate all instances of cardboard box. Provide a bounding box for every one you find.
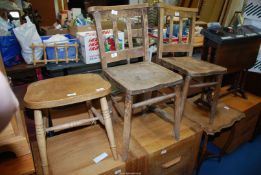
[41,26,69,36]
[69,25,95,37]
[69,20,126,37]
[77,29,124,64]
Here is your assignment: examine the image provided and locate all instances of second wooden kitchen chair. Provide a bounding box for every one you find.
[88,3,184,161]
[156,3,227,124]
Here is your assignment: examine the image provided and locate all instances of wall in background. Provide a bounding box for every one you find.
[223,0,244,26]
[29,0,56,26]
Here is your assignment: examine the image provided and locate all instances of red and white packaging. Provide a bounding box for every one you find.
[77,29,124,64]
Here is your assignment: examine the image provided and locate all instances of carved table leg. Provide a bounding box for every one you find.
[122,93,133,161]
[34,110,48,167]
[174,85,182,141]
[100,97,118,160]
[209,75,223,124]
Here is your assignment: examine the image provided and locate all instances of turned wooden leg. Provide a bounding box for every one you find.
[34,110,48,167]
[100,97,118,160]
[122,93,133,161]
[209,75,223,124]
[174,85,182,141]
[180,75,191,118]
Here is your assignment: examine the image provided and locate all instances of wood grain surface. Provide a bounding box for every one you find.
[24,74,111,109]
[104,62,183,95]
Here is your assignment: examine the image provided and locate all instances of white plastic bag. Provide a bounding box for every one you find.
[43,34,69,45]
[13,16,43,64]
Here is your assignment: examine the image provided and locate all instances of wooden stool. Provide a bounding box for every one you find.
[24,74,118,169]
[156,3,227,124]
[88,4,184,161]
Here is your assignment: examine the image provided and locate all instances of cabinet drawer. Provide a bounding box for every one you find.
[234,112,259,138]
[226,112,259,153]
[148,137,194,175]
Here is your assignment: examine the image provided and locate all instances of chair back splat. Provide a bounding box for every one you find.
[88,4,150,69]
[156,3,198,60]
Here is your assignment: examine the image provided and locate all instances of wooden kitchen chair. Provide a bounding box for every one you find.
[156,3,227,124]
[88,3,184,161]
[24,74,117,171]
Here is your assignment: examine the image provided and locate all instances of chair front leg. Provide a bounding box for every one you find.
[174,84,182,141]
[142,92,152,115]
[100,97,118,160]
[209,75,223,124]
[122,93,133,161]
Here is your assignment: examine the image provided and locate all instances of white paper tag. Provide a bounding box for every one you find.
[96,88,105,92]
[236,35,244,38]
[67,92,77,97]
[111,53,117,58]
[224,106,230,110]
[93,152,108,164]
[221,36,232,40]
[111,10,118,15]
[114,169,122,175]
[246,33,257,36]
[175,12,180,16]
[161,149,167,155]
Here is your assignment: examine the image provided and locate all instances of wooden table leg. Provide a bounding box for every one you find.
[174,84,182,141]
[209,75,223,124]
[122,93,133,161]
[100,97,118,160]
[196,132,209,175]
[34,110,48,167]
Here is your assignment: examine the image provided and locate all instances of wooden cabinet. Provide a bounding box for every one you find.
[212,88,261,153]
[148,136,195,175]
[30,103,202,175]
[0,54,31,157]
[130,106,202,175]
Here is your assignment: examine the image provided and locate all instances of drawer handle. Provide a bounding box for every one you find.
[162,156,182,169]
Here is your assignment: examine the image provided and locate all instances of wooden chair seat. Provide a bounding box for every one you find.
[24,74,111,109]
[104,62,183,94]
[161,57,227,77]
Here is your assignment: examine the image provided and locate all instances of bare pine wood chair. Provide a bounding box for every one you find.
[24,74,117,170]
[88,3,184,161]
[156,3,227,124]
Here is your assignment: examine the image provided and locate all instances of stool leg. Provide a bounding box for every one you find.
[209,75,223,124]
[100,97,118,160]
[174,85,182,140]
[122,93,133,161]
[181,75,191,117]
[34,110,48,167]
